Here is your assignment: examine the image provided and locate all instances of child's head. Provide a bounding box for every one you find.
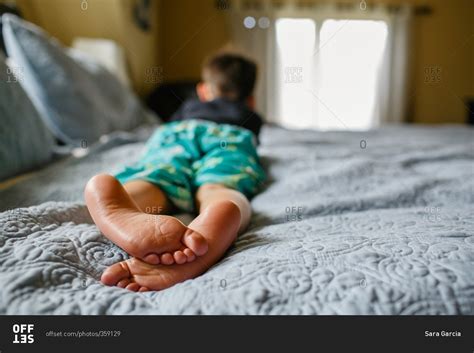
[197,52,257,104]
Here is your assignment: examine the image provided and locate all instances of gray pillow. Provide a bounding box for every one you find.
[2,14,147,146]
[0,52,55,181]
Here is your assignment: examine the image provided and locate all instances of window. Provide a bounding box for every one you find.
[276,18,316,129]
[275,18,388,130]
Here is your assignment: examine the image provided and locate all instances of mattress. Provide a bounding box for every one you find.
[0,124,473,314]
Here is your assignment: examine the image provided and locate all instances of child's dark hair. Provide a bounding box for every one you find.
[202,53,257,101]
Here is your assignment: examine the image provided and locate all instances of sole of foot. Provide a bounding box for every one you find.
[101,200,241,291]
[85,174,208,265]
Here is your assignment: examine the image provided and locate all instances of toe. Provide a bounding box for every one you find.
[182,228,208,256]
[138,286,150,292]
[126,283,141,292]
[101,261,132,286]
[173,250,187,264]
[160,253,175,265]
[117,279,130,288]
[183,248,196,262]
[143,253,160,265]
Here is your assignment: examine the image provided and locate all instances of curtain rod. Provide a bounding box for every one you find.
[215,0,433,16]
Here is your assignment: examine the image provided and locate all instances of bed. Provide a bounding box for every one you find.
[1,123,473,315]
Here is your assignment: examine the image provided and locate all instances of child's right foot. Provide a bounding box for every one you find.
[84,174,208,265]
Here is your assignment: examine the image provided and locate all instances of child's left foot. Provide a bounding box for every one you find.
[85,174,208,265]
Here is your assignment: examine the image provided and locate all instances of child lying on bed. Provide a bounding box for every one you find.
[84,53,265,292]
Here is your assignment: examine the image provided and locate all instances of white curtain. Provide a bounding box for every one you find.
[225,1,413,129]
[373,6,413,125]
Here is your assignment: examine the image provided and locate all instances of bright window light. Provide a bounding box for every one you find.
[275,18,316,129]
[275,18,388,130]
[317,20,388,130]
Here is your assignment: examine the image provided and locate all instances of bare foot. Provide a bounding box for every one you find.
[85,174,208,265]
[101,200,241,291]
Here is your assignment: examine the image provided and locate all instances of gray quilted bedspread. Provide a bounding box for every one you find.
[1,124,473,314]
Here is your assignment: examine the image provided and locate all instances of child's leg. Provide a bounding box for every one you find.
[85,174,208,265]
[101,186,244,291]
[196,184,251,233]
[123,180,174,214]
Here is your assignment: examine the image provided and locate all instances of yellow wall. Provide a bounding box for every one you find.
[410,0,473,124]
[159,0,229,81]
[16,0,161,96]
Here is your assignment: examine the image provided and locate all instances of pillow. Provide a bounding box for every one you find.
[0,52,55,181]
[2,14,148,146]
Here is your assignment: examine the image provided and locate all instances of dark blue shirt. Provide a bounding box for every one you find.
[170,98,264,139]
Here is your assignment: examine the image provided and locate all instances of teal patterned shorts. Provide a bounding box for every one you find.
[115,120,266,212]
